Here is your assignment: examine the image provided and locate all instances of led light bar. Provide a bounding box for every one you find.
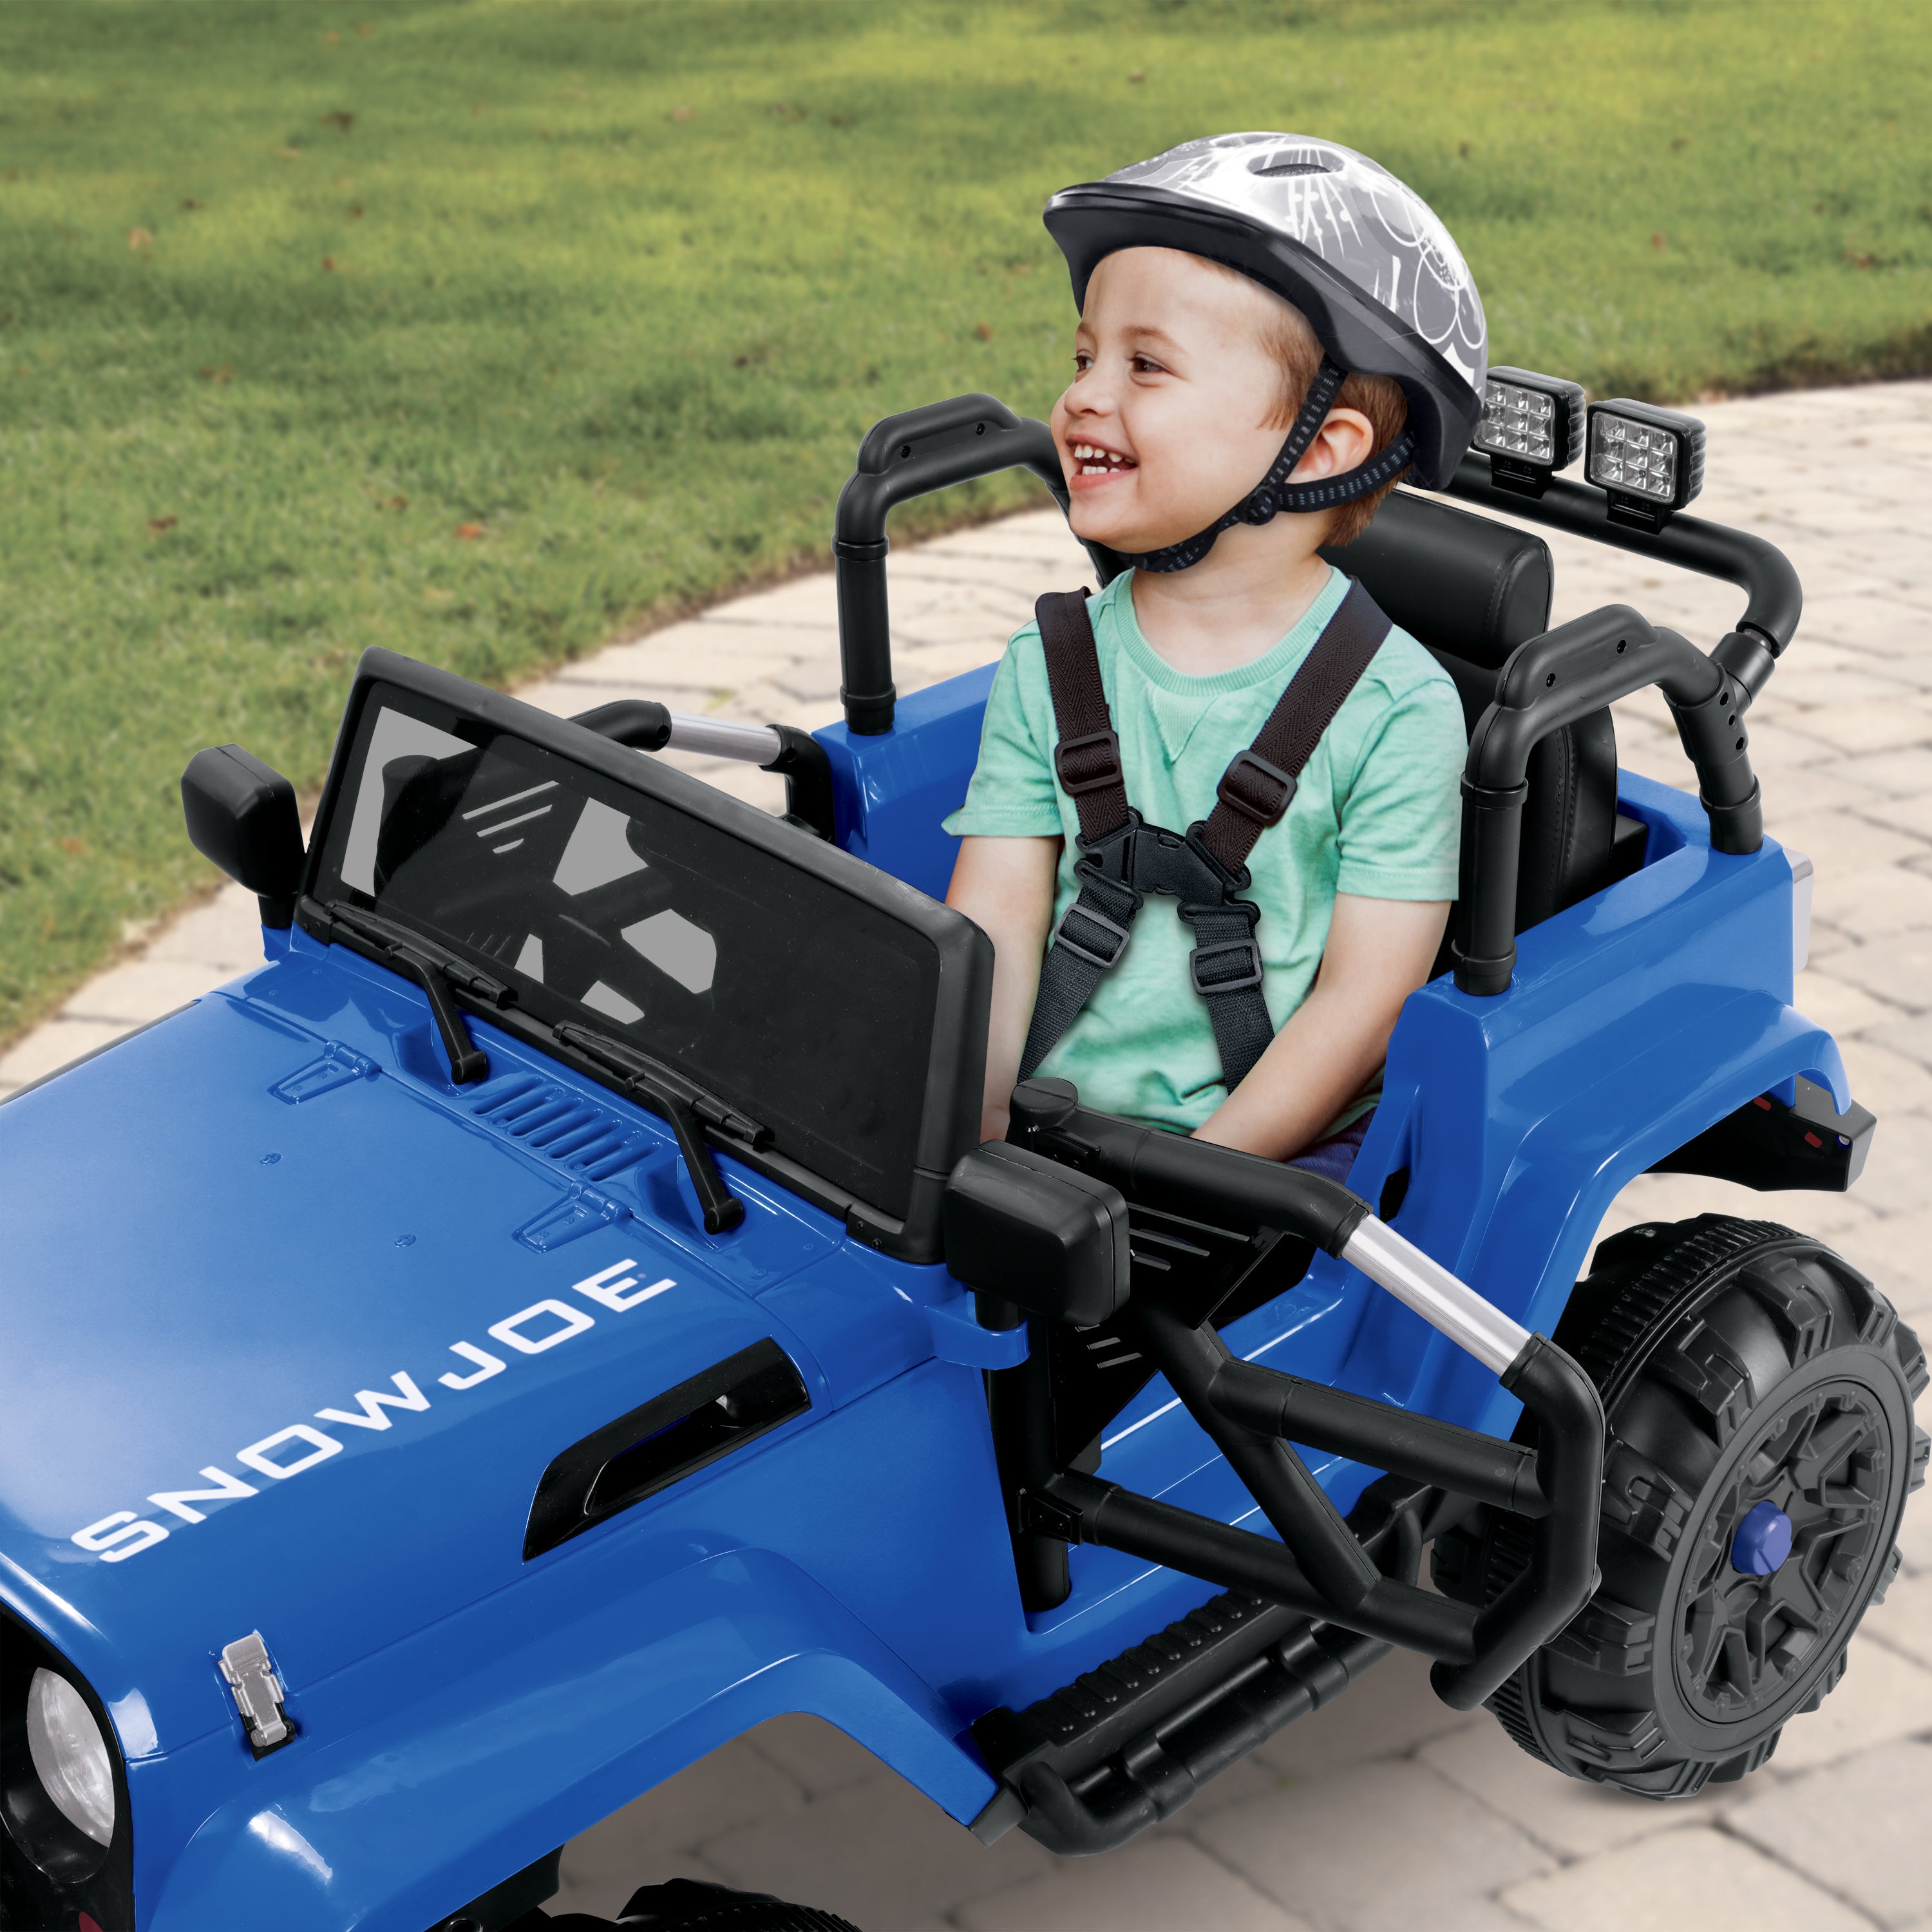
[1473,366,1585,498]
[1586,398,1706,529]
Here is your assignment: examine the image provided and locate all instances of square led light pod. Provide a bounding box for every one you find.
[1586,399,1707,529]
[1474,367,1585,498]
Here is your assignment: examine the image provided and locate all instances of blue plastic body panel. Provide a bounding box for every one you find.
[818,665,993,895]
[0,655,1839,1932]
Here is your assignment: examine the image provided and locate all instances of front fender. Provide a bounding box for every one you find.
[146,1547,989,1932]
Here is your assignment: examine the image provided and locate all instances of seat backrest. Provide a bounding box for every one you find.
[1321,490,1623,938]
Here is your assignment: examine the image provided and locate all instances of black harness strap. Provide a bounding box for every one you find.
[1018,581,1394,1093]
[1197,585,1397,876]
[1037,589,1126,841]
[1017,589,1141,1079]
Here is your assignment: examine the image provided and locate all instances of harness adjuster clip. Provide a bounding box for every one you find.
[1189,937,1264,996]
[1053,899,1132,972]
[1054,728,1124,799]
[1217,749,1297,829]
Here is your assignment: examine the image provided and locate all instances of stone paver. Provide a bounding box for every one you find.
[1726,1739,1932,1927]
[1500,1826,1874,1932]
[8,383,1932,1929]
[957,1835,1318,1932]
[1195,1757,1554,1931]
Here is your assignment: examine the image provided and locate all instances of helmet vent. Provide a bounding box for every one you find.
[1250,158,1333,178]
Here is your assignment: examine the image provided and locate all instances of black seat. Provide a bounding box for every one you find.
[1322,490,1639,942]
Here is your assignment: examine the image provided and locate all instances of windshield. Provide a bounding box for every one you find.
[308,682,942,1221]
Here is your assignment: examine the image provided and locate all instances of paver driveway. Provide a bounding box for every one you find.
[7,382,1930,1932]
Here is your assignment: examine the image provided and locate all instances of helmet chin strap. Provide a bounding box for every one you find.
[1126,357,1417,575]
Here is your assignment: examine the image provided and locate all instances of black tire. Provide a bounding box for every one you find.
[1434,1213,1929,1798]
[609,1878,860,1931]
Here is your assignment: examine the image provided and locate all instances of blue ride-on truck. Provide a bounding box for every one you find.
[3,383,1924,1932]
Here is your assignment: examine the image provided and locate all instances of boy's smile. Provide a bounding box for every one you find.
[1066,436,1138,487]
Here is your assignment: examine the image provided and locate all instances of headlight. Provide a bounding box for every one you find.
[26,1669,115,1847]
[1585,397,1706,530]
[2,1609,132,1931]
[1473,366,1585,498]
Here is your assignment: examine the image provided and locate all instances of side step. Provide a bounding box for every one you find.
[969,1477,1435,1855]
[971,1590,1386,1853]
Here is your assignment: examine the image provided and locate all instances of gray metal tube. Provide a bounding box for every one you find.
[663,715,784,764]
[1339,1218,1531,1376]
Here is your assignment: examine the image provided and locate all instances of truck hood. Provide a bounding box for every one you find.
[0,950,852,1758]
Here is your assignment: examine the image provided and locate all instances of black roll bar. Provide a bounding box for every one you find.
[833,393,1119,734]
[1444,452,1803,701]
[1452,603,1765,995]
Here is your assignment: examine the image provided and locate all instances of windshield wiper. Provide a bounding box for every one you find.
[307,900,513,1087]
[553,1021,768,1235]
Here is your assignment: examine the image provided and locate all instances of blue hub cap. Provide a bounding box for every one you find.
[1731,1499,1795,1576]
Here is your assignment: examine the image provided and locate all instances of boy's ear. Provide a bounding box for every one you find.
[1298,406,1377,481]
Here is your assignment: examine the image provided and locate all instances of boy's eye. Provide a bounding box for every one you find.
[1072,353,1093,372]
[1132,355,1167,375]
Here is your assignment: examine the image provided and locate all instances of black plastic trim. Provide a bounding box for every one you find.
[761,724,837,842]
[524,1339,809,1559]
[976,1600,1385,1854]
[1430,1334,1606,1710]
[1649,1075,1874,1194]
[943,1142,1133,1328]
[570,699,673,753]
[1004,1079,1369,1259]
[180,743,305,928]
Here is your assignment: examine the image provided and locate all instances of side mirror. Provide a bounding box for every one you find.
[181,745,305,929]
[943,1142,1130,1327]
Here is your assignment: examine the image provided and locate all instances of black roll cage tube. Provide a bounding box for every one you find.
[1439,451,1799,994]
[833,394,1123,735]
[1448,603,1765,994]
[987,1088,1606,1713]
[1446,452,1802,666]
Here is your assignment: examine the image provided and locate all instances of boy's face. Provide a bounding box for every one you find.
[1050,247,1356,558]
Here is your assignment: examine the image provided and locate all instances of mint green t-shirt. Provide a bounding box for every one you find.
[943,566,1466,1135]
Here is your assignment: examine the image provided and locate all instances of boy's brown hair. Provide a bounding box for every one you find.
[1213,261,1409,548]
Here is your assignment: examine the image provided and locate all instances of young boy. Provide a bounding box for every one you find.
[944,134,1490,1176]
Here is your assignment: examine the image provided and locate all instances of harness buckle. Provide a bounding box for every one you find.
[1052,898,1132,972]
[1189,937,1265,996]
[1054,728,1125,798]
[1217,749,1297,829]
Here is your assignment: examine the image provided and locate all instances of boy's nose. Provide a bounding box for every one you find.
[1067,374,1117,416]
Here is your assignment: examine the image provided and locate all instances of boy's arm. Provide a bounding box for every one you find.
[1192,892,1446,1162]
[947,833,1062,1144]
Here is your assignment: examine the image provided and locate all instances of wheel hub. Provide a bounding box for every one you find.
[1676,1380,1890,1724]
[1730,1499,1794,1575]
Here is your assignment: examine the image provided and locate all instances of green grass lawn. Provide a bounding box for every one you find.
[2,0,1927,1044]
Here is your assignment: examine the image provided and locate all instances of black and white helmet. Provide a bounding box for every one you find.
[1045,133,1488,568]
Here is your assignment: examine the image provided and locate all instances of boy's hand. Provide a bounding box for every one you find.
[946,833,1062,1144]
[1193,893,1448,1164]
